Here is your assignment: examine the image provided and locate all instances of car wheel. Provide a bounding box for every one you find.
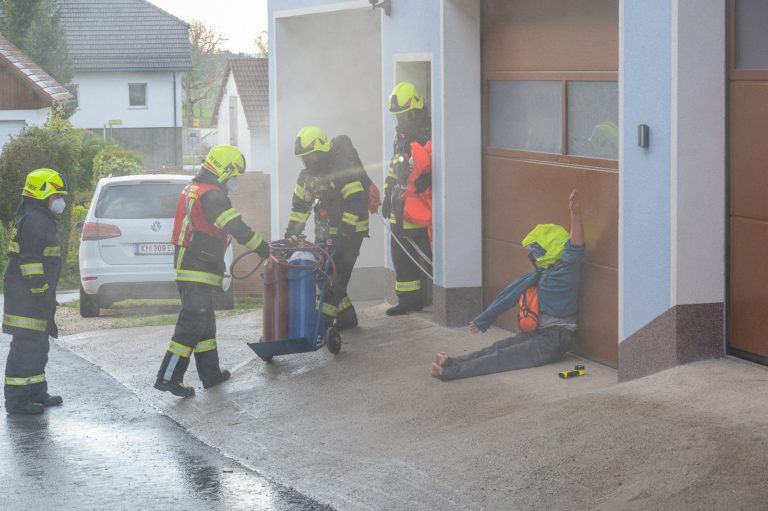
[79,285,100,318]
[213,285,235,311]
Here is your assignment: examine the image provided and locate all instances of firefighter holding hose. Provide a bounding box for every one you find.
[285,126,370,331]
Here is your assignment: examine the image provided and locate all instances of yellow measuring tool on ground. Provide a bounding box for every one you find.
[558,364,586,379]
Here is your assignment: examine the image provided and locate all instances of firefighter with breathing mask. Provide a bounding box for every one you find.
[383,81,433,316]
[285,125,370,331]
[4,169,67,415]
[155,145,269,397]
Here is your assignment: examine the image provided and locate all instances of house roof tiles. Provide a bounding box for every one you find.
[213,58,269,129]
[58,0,192,72]
[0,33,73,103]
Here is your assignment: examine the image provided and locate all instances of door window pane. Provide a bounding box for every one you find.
[487,80,562,154]
[567,81,618,159]
[736,0,768,69]
[129,83,147,107]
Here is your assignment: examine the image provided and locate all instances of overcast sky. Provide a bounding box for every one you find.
[149,0,268,54]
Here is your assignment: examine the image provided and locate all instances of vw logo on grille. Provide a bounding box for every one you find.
[151,221,162,232]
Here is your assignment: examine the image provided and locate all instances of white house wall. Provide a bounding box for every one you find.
[69,71,182,129]
[216,73,237,150]
[0,108,50,148]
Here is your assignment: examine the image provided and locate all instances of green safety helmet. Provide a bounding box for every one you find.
[389,81,425,114]
[22,168,68,200]
[203,144,246,183]
[521,224,570,269]
[589,121,618,158]
[294,125,332,157]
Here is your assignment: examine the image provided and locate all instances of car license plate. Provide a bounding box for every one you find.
[135,243,175,255]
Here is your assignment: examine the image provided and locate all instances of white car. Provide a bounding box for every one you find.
[78,174,233,317]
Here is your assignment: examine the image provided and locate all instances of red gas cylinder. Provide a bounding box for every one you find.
[262,257,289,341]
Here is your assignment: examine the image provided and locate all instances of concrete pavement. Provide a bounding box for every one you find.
[0,337,330,510]
[58,304,768,510]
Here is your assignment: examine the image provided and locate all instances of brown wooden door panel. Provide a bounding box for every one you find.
[482,0,619,365]
[483,156,618,269]
[729,82,768,221]
[575,263,618,366]
[729,216,768,357]
[483,0,618,73]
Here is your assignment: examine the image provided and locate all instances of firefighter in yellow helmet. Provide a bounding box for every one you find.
[383,82,433,316]
[155,145,269,398]
[4,169,67,414]
[285,125,372,330]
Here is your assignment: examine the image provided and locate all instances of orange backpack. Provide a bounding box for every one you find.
[518,286,539,333]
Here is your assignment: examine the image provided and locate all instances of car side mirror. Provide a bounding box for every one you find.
[75,221,84,234]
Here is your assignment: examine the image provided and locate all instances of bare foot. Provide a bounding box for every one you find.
[469,321,480,334]
[435,352,449,367]
[430,362,443,378]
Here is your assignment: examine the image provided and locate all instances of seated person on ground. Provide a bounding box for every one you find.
[431,189,584,381]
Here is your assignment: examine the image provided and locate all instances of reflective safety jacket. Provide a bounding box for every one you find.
[384,128,432,236]
[171,176,264,287]
[3,199,61,339]
[286,135,370,243]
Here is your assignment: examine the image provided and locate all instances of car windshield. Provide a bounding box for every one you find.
[95,182,186,219]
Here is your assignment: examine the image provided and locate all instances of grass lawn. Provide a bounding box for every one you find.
[61,296,261,330]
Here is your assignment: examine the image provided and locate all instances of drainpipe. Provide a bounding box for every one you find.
[173,71,178,167]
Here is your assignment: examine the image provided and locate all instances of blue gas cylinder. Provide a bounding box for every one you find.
[287,251,317,341]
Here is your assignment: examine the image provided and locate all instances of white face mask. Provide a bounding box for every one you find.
[225,178,239,193]
[49,197,66,215]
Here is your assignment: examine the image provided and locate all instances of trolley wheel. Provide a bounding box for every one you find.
[258,355,273,363]
[326,326,341,355]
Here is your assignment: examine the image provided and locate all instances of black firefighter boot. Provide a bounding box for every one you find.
[6,401,44,415]
[34,393,63,407]
[195,349,230,390]
[155,346,195,397]
[385,302,423,316]
[6,384,45,415]
[335,305,358,331]
[154,379,195,398]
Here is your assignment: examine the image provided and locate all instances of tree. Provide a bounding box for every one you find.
[182,20,228,126]
[0,0,73,84]
[255,30,268,57]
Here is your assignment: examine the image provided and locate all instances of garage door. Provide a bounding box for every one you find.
[728,0,768,362]
[482,0,619,365]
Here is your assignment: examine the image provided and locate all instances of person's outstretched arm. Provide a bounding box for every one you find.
[569,189,584,246]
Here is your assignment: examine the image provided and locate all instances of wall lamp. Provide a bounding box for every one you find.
[368,0,391,16]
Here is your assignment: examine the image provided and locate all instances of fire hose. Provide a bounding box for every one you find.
[372,212,433,281]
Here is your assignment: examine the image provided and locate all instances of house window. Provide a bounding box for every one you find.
[129,83,147,107]
[487,79,618,162]
[487,80,563,154]
[567,81,618,159]
[66,84,79,109]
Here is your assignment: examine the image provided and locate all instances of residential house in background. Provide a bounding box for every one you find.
[0,33,72,149]
[58,0,192,169]
[213,58,270,173]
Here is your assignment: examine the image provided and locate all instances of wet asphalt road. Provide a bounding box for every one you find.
[0,338,332,511]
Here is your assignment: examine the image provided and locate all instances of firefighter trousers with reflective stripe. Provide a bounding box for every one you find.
[391,231,431,308]
[156,282,224,386]
[322,235,364,329]
[439,327,574,381]
[4,334,49,410]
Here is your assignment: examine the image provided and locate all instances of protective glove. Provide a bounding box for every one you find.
[253,239,270,259]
